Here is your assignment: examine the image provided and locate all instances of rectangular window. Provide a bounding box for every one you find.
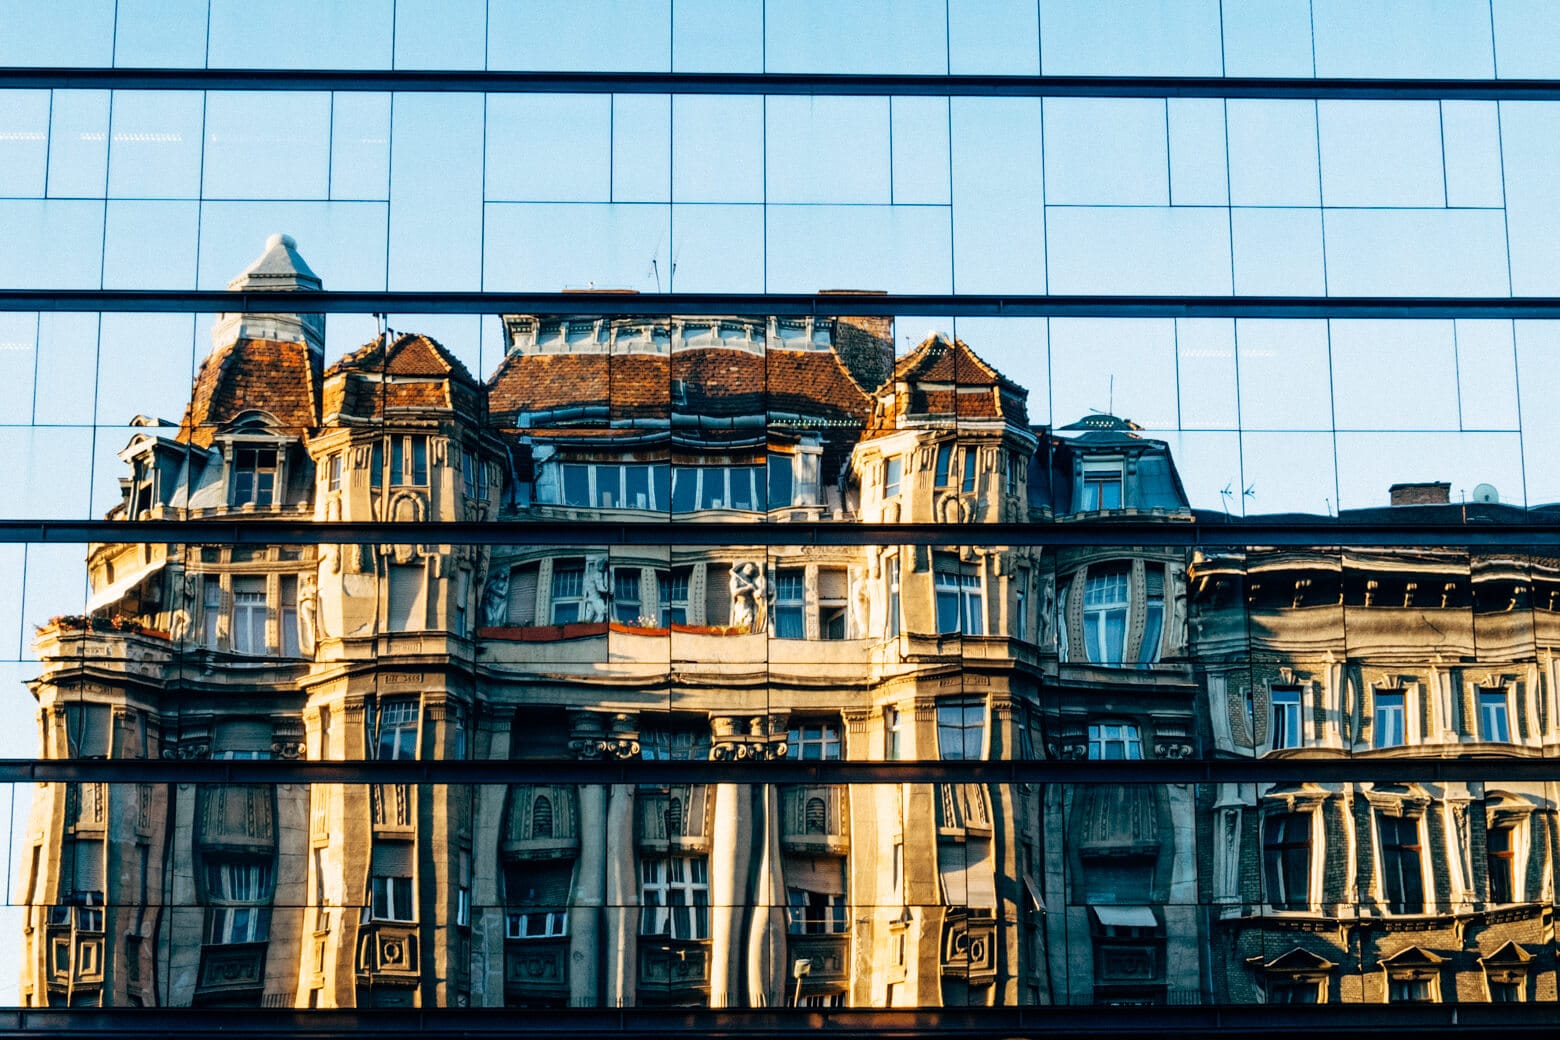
[230,576,267,655]
[1388,978,1433,1003]
[370,875,415,923]
[774,569,805,639]
[1139,566,1165,665]
[961,449,977,493]
[768,454,795,508]
[1080,468,1123,510]
[551,561,585,624]
[390,435,428,487]
[883,456,902,498]
[639,856,709,940]
[279,575,299,657]
[231,446,278,507]
[506,910,567,939]
[1374,690,1406,748]
[788,722,841,761]
[202,575,222,648]
[1271,687,1303,750]
[623,464,651,510]
[204,861,275,944]
[593,464,622,508]
[562,463,590,506]
[1380,814,1425,914]
[937,699,984,761]
[1479,689,1511,742]
[886,707,906,761]
[1487,824,1515,903]
[612,568,642,625]
[818,567,848,640]
[1083,567,1130,663]
[786,888,847,934]
[1266,980,1320,1004]
[658,568,690,627]
[1489,980,1522,1003]
[886,556,901,638]
[934,443,953,487]
[456,851,471,928]
[375,698,419,761]
[370,440,383,489]
[935,566,983,635]
[1015,569,1029,641]
[1262,813,1311,910]
[1087,721,1142,761]
[327,453,342,493]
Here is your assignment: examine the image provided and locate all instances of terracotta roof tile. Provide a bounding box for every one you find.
[178,338,320,445]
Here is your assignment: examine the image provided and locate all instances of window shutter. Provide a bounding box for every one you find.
[371,841,413,876]
[387,564,425,631]
[1145,566,1165,597]
[508,565,538,626]
[818,567,848,601]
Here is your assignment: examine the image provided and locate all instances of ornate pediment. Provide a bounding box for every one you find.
[1247,945,1337,976]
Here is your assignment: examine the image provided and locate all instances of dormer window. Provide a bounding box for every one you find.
[961,449,977,493]
[231,446,278,506]
[326,453,342,493]
[1080,464,1123,511]
[883,455,902,498]
[768,454,795,507]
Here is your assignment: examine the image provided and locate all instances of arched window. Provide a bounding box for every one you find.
[805,797,827,833]
[531,795,553,839]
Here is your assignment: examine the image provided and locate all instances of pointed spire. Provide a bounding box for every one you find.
[227,232,322,292]
[213,232,325,356]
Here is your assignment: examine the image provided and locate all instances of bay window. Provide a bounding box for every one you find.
[560,462,668,511]
[374,698,420,761]
[768,454,795,507]
[937,699,985,760]
[670,466,764,512]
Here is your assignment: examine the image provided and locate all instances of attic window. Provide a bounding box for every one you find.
[1080,464,1123,511]
[231,446,278,507]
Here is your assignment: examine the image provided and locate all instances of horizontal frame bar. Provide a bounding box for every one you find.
[1,1005,1556,1038]
[6,291,1560,319]
[1,519,1558,548]
[6,68,1560,102]
[9,759,1560,785]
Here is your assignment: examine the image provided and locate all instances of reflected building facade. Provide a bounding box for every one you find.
[19,237,1558,1009]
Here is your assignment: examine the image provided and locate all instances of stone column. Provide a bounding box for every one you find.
[602,714,641,1007]
[746,782,787,1007]
[708,776,752,1008]
[566,712,612,1007]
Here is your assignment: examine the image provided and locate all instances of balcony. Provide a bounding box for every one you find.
[357,923,420,977]
[504,937,568,1001]
[196,943,266,997]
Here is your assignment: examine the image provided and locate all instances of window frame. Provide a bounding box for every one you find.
[1262,811,1313,911]
[369,874,416,924]
[1082,566,1131,664]
[638,855,710,941]
[230,444,279,507]
[1271,686,1303,750]
[1087,721,1143,761]
[374,697,421,762]
[1378,813,1426,914]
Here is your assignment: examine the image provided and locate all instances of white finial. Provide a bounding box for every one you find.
[266,232,296,250]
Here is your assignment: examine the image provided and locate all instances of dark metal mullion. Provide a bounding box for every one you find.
[7,67,1560,101]
[6,290,1560,319]
[13,758,1560,785]
[0,519,1557,547]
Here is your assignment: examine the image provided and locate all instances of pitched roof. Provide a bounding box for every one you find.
[178,337,320,446]
[323,333,482,421]
[866,333,1030,435]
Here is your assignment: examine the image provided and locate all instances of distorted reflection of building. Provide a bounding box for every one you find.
[18,236,1559,1009]
[1193,492,1560,1005]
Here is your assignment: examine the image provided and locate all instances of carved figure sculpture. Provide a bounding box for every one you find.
[581,554,611,622]
[297,571,319,654]
[481,567,510,627]
[730,561,768,633]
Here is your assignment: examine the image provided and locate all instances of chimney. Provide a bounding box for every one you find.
[821,291,894,393]
[1388,481,1451,506]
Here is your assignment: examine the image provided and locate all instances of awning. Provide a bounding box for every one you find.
[1091,905,1158,929]
[85,558,166,614]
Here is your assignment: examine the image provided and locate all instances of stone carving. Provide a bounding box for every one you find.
[1155,742,1195,760]
[729,561,768,633]
[850,567,871,639]
[169,572,197,645]
[297,571,318,655]
[480,567,510,628]
[580,554,611,623]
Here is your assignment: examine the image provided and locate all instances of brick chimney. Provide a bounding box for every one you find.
[822,291,894,393]
[1388,481,1451,506]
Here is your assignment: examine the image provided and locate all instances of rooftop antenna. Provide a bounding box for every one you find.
[1218,482,1234,517]
[650,258,661,294]
[1108,374,1114,415]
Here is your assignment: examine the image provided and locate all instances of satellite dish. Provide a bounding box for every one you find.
[1472,483,1499,504]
